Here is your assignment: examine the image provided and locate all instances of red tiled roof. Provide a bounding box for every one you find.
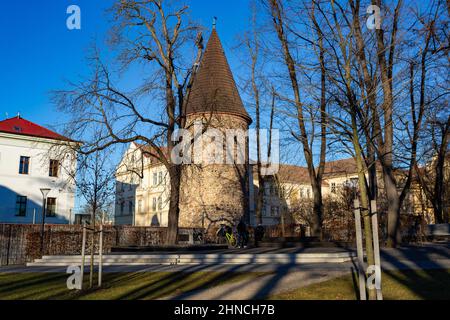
[185,29,252,123]
[0,116,73,141]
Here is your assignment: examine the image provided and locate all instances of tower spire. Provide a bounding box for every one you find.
[212,16,217,30]
[184,28,251,123]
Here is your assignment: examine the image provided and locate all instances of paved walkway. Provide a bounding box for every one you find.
[1,243,448,300]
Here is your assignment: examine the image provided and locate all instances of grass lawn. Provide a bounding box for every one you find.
[270,269,450,300]
[0,271,268,300]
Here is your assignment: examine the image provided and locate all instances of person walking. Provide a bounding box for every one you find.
[237,219,247,248]
[255,224,265,247]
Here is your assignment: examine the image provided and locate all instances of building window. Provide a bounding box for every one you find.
[265,184,270,196]
[19,156,30,174]
[151,213,160,227]
[46,198,56,217]
[153,172,157,186]
[158,172,163,184]
[15,196,27,216]
[49,160,59,177]
[152,198,157,211]
[271,206,280,217]
[128,201,133,215]
[270,185,275,196]
[120,202,124,215]
[331,183,336,194]
[138,200,143,214]
[158,196,163,210]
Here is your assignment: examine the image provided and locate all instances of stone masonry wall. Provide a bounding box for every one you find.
[179,113,250,234]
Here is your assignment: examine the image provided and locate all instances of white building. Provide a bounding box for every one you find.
[115,143,170,226]
[0,116,78,224]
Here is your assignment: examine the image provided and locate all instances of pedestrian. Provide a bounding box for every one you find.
[237,219,247,248]
[255,224,265,246]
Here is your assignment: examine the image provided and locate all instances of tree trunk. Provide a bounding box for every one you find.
[372,0,402,248]
[351,113,376,300]
[384,169,401,247]
[256,178,264,225]
[311,181,323,239]
[434,117,449,223]
[166,164,181,244]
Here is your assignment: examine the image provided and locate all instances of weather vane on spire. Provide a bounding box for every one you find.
[213,16,217,29]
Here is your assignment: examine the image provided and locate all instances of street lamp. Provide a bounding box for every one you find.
[40,188,51,256]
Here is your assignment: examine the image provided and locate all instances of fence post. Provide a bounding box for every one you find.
[80,221,86,290]
[354,199,367,300]
[6,225,12,266]
[98,223,103,287]
[371,200,383,300]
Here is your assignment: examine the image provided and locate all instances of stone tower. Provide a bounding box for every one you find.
[178,29,252,234]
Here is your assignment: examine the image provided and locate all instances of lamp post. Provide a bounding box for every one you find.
[40,188,51,256]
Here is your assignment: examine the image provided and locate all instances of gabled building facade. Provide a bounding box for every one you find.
[115,142,170,227]
[0,116,77,224]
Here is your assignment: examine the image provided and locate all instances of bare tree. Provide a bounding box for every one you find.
[77,147,115,288]
[53,0,203,244]
[264,0,328,239]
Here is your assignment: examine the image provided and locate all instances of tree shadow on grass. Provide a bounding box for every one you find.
[0,273,67,299]
[380,247,450,300]
[166,264,252,300]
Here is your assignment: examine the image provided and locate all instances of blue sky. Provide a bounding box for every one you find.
[0,0,252,128]
[0,1,264,211]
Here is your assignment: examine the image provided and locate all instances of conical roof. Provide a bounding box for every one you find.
[185,29,251,123]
